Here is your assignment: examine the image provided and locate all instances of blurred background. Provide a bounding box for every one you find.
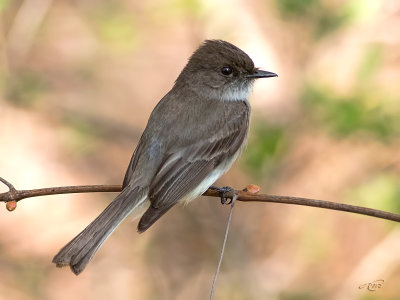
[1,0,400,299]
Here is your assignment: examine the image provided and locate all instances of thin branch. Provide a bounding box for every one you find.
[0,177,16,191]
[1,176,400,223]
[0,183,121,202]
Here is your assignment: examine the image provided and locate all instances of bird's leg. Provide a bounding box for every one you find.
[209,186,235,205]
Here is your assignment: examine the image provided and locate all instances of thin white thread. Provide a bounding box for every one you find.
[210,194,237,300]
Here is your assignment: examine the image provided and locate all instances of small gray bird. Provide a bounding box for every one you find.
[53,39,277,275]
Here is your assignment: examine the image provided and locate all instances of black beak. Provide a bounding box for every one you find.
[246,69,278,79]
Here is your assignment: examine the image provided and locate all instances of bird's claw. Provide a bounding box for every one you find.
[210,186,234,205]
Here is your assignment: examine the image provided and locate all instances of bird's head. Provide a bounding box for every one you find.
[175,40,277,101]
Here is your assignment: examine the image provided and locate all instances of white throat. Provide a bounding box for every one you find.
[220,82,254,102]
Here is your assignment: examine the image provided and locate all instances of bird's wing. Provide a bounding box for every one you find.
[122,141,144,189]
[137,107,249,232]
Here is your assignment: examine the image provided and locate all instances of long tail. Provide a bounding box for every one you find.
[52,187,147,275]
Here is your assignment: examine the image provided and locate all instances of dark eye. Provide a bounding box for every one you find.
[221,66,233,76]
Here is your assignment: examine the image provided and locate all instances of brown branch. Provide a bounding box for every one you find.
[0,177,16,191]
[1,176,400,223]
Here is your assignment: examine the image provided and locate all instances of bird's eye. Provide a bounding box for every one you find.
[221,66,233,76]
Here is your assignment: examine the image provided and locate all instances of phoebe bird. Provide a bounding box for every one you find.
[53,39,277,275]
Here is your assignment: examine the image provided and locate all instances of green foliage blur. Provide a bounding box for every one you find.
[274,0,357,38]
[244,123,288,177]
[4,70,47,107]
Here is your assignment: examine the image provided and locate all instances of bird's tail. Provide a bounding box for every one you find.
[52,187,147,275]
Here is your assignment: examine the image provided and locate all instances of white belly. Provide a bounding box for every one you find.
[179,150,241,205]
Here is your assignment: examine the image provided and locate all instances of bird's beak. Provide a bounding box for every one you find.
[246,69,278,79]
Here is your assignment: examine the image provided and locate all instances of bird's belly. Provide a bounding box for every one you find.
[179,151,241,205]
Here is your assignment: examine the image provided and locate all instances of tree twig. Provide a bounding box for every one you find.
[1,176,400,223]
[0,177,16,191]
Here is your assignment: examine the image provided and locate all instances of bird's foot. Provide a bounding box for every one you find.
[209,186,235,205]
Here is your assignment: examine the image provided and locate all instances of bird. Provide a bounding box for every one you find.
[52,39,277,275]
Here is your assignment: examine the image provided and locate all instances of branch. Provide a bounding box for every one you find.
[1,176,400,223]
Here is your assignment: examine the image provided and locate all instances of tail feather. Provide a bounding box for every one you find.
[137,204,174,233]
[52,187,146,275]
